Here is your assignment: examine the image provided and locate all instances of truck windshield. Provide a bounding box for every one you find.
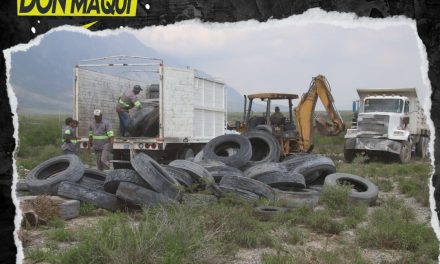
[364,98,403,113]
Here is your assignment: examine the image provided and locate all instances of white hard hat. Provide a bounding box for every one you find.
[93,109,102,116]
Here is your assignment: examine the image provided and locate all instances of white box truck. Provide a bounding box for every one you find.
[73,56,226,168]
[344,88,430,163]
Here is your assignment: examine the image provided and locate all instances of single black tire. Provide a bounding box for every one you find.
[274,187,321,208]
[293,156,336,185]
[131,153,182,200]
[324,173,379,205]
[57,181,121,211]
[219,175,275,201]
[218,186,259,203]
[254,206,288,221]
[203,134,252,168]
[344,149,356,163]
[399,141,411,164]
[168,159,215,184]
[254,125,273,134]
[162,165,194,188]
[281,154,320,171]
[116,182,172,208]
[242,130,281,167]
[104,169,152,194]
[255,171,306,189]
[128,103,159,136]
[79,169,107,190]
[26,155,84,195]
[244,162,286,179]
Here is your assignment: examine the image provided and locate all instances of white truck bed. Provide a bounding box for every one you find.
[73,62,226,149]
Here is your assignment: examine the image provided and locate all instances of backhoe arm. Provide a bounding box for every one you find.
[294,75,345,152]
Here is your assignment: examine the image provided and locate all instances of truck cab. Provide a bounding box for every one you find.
[344,88,430,163]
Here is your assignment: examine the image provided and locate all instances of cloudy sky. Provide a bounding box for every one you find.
[133,9,429,111]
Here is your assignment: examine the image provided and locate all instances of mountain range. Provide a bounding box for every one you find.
[9,30,253,114]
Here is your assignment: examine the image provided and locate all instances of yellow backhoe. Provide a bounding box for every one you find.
[236,74,345,156]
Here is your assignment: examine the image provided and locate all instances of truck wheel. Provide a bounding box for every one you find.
[399,141,411,164]
[344,149,356,163]
[416,137,429,158]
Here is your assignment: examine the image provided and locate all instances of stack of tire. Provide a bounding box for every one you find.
[195,131,379,208]
[23,153,188,212]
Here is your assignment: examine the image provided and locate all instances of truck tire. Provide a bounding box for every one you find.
[416,136,429,158]
[242,130,281,167]
[168,159,215,184]
[219,175,275,201]
[162,165,194,188]
[116,182,171,208]
[57,181,121,211]
[343,149,356,163]
[26,155,84,195]
[324,173,379,205]
[206,166,245,183]
[244,162,285,179]
[281,154,320,171]
[131,153,182,200]
[399,141,411,164]
[254,171,306,189]
[203,134,252,168]
[104,169,151,194]
[218,186,259,203]
[79,169,107,190]
[293,156,336,185]
[274,188,320,208]
[16,179,28,192]
[254,125,272,134]
[179,148,194,160]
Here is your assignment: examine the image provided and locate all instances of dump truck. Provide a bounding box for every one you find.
[235,75,345,157]
[73,56,226,168]
[344,88,430,163]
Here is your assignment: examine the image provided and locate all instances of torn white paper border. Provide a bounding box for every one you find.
[4,7,437,263]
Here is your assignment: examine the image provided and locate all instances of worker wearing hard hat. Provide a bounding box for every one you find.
[88,109,114,171]
[116,84,143,137]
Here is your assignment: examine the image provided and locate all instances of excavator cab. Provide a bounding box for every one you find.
[240,93,301,156]
[236,75,345,157]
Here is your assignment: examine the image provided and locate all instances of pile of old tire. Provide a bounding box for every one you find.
[23,153,186,212]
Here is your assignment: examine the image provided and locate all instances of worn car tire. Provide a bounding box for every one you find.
[293,156,336,185]
[254,206,288,221]
[162,165,194,188]
[219,175,275,201]
[57,181,121,211]
[26,155,84,195]
[206,166,245,183]
[104,169,151,194]
[168,159,215,184]
[131,153,182,200]
[255,171,306,189]
[218,186,259,203]
[203,134,252,168]
[324,173,379,205]
[242,130,281,167]
[274,187,321,208]
[116,182,172,207]
[16,179,28,192]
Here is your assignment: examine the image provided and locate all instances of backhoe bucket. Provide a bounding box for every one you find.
[315,117,339,136]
